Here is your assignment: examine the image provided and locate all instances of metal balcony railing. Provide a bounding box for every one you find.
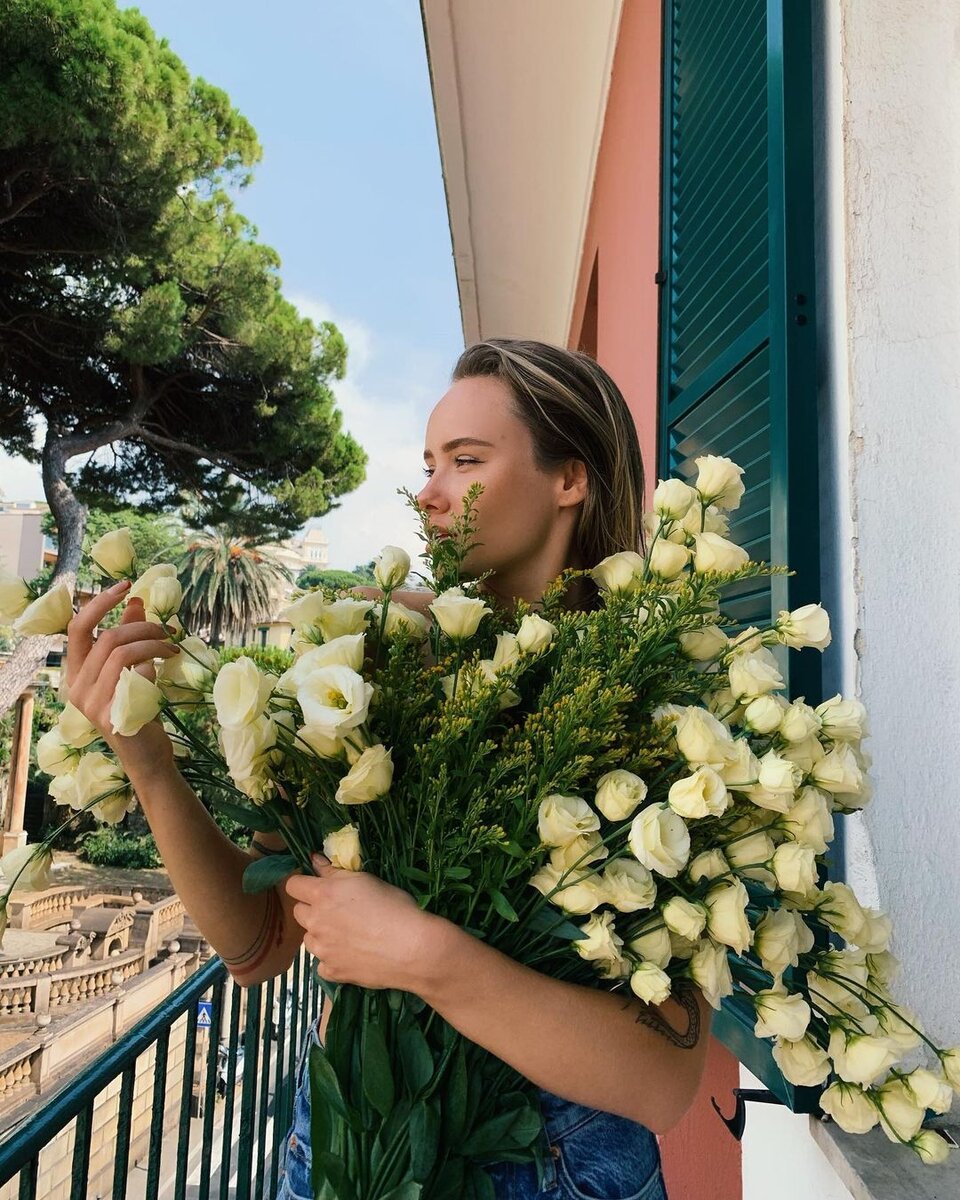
[0,950,320,1200]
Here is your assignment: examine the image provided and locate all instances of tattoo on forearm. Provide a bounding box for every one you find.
[634,983,701,1049]
[223,888,284,979]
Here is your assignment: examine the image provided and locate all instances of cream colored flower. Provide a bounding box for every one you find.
[58,702,99,749]
[156,636,219,697]
[754,907,814,979]
[913,1130,951,1165]
[295,725,344,760]
[318,598,376,641]
[688,938,734,1009]
[807,951,871,1019]
[668,766,730,819]
[628,925,673,969]
[940,1047,960,1093]
[0,843,53,891]
[13,583,73,635]
[128,563,178,608]
[383,602,430,642]
[530,862,606,915]
[574,911,625,972]
[687,848,729,883]
[279,590,329,631]
[724,829,775,885]
[491,632,520,671]
[296,665,373,737]
[782,787,834,853]
[89,528,136,578]
[595,770,648,822]
[653,478,697,520]
[757,749,804,799]
[704,880,752,954]
[680,502,729,538]
[728,648,785,701]
[221,716,278,781]
[213,657,274,729]
[772,843,818,894]
[810,743,864,795]
[428,588,491,640]
[719,738,763,791]
[674,707,738,769]
[742,694,789,736]
[74,752,127,807]
[819,1082,879,1134]
[48,771,79,810]
[780,735,826,777]
[775,604,831,651]
[815,694,868,741]
[145,576,182,623]
[36,728,79,777]
[647,540,690,580]
[828,1028,899,1087]
[817,882,868,945]
[0,572,31,622]
[590,551,645,594]
[324,824,362,872]
[601,858,656,913]
[771,1035,830,1087]
[662,896,707,941]
[753,990,811,1041]
[109,667,163,737]
[281,635,366,688]
[856,909,892,954]
[538,794,600,848]
[549,832,609,871]
[373,546,411,591]
[692,533,749,574]
[694,455,745,510]
[679,625,729,661]
[779,700,822,743]
[875,1078,925,1143]
[901,1068,954,1115]
[516,613,557,654]
[628,803,690,878]
[630,962,672,1005]
[92,789,137,825]
[335,744,393,804]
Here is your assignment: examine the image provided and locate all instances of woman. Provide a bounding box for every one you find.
[65,340,710,1199]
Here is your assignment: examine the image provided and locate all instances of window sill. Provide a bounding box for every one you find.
[809,1116,959,1200]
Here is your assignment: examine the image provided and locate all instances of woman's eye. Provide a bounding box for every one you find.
[421,458,480,478]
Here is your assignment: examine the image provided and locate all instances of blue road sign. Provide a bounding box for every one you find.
[197,1000,213,1030]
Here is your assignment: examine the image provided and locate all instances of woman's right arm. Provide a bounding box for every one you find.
[66,582,304,985]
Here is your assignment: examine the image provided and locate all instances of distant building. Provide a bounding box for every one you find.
[0,500,51,580]
[251,526,330,649]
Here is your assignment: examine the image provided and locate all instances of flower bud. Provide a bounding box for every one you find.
[373,546,411,591]
[89,528,136,578]
[13,584,73,635]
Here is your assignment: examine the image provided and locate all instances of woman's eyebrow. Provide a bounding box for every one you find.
[423,437,495,460]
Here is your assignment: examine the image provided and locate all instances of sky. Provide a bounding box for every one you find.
[1,0,464,569]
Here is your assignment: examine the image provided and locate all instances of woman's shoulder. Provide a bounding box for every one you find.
[350,586,435,616]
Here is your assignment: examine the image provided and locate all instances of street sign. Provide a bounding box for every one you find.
[197,1001,213,1030]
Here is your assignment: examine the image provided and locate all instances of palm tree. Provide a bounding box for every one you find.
[177,530,292,646]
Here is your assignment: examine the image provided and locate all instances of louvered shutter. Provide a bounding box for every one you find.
[657,0,823,1111]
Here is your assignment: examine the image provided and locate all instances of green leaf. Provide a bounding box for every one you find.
[399,865,432,883]
[527,906,587,941]
[461,1103,543,1156]
[409,1099,441,1182]
[361,1016,395,1118]
[241,853,297,893]
[440,1043,468,1143]
[499,840,526,858]
[380,1185,423,1200]
[313,1151,357,1200]
[488,889,519,922]
[309,1045,363,1134]
[431,1159,465,1200]
[216,800,278,832]
[398,1015,435,1095]
[467,1166,497,1200]
[443,865,471,880]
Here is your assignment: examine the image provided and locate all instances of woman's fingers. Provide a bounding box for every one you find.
[85,639,180,722]
[65,580,131,684]
[79,620,172,684]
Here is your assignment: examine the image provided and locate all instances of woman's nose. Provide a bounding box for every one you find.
[416,473,447,513]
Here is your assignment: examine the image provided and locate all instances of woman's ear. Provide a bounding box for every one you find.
[557,458,589,509]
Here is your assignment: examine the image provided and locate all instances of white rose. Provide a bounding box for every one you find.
[0,572,31,622]
[779,700,822,743]
[601,858,656,913]
[754,907,813,978]
[815,694,868,741]
[157,636,219,697]
[383,602,430,643]
[0,843,53,891]
[92,789,137,824]
[128,563,178,607]
[13,583,73,635]
[647,539,690,580]
[595,770,648,821]
[221,716,278,781]
[856,909,892,954]
[688,938,734,1009]
[874,1078,925,1142]
[279,590,329,631]
[491,632,520,671]
[939,1047,960,1093]
[628,925,673,969]
[692,532,749,574]
[725,829,776,887]
[516,613,557,654]
[902,1068,954,1115]
[913,1129,951,1165]
[810,743,864,795]
[74,751,127,807]
[771,1036,831,1087]
[36,728,79,777]
[48,772,80,810]
[719,738,762,791]
[213,657,274,729]
[428,588,491,640]
[590,551,645,594]
[628,803,690,878]
[819,1082,879,1134]
[679,625,729,661]
[324,823,362,872]
[645,511,687,545]
[780,734,826,776]
[109,667,163,737]
[776,604,831,651]
[668,766,730,819]
[145,576,182,622]
[772,843,818,894]
[297,665,373,737]
[704,880,752,954]
[694,455,745,510]
[537,794,600,848]
[318,598,376,642]
[674,707,738,769]
[817,882,868,945]
[653,478,696,520]
[808,952,870,1018]
[681,501,729,537]
[688,848,729,883]
[531,863,606,915]
[742,694,789,735]
[282,635,366,688]
[373,546,411,591]
[549,832,608,871]
[728,625,764,654]
[757,749,804,799]
[574,911,625,969]
[630,962,672,1006]
[753,990,811,1041]
[728,648,785,701]
[295,724,344,760]
[58,702,99,749]
[335,744,393,804]
[89,528,136,577]
[662,896,707,941]
[874,1004,923,1054]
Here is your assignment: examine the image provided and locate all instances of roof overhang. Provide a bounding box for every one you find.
[421,0,623,346]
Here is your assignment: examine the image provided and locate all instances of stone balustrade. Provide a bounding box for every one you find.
[0,948,145,1017]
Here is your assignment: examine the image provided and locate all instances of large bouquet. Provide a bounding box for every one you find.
[1,455,957,1198]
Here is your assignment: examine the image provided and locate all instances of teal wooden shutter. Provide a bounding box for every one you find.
[657,0,823,1112]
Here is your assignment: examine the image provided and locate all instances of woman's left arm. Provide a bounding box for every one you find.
[285,861,712,1136]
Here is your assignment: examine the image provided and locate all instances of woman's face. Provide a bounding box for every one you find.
[417,375,585,590]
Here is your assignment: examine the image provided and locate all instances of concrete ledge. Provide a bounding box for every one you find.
[809,1116,959,1200]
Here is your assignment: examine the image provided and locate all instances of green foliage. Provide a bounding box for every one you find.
[219,644,295,676]
[38,507,186,594]
[352,561,378,586]
[296,567,367,591]
[177,530,292,645]
[78,827,162,869]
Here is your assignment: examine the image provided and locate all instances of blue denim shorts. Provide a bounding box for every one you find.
[276,1024,668,1200]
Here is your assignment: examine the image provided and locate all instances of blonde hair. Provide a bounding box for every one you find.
[452,339,647,582]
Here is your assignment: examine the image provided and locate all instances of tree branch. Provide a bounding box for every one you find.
[134,425,254,475]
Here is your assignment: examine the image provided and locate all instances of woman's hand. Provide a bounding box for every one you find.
[284,856,444,992]
[65,581,181,770]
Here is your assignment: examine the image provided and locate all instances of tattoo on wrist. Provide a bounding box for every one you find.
[251,839,286,857]
[634,981,701,1050]
[223,889,284,979]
